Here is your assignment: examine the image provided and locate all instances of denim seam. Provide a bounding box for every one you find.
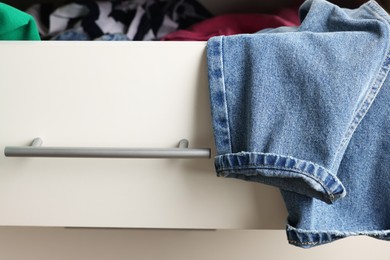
[220,36,233,153]
[288,238,383,247]
[216,152,334,173]
[333,55,390,166]
[365,0,390,25]
[289,236,390,246]
[331,0,390,168]
[218,165,337,200]
[216,152,345,202]
[289,229,390,236]
[208,36,232,154]
[287,224,390,235]
[287,224,390,247]
[332,42,390,169]
[288,240,319,246]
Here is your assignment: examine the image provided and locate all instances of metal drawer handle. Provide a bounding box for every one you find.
[4,138,211,159]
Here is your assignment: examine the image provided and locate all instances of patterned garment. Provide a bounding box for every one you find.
[26,0,212,40]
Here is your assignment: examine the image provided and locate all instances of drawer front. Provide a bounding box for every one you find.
[0,42,286,229]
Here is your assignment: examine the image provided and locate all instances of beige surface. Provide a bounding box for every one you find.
[0,227,388,260]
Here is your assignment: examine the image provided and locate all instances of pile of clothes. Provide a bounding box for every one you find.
[24,0,300,41]
[3,0,381,41]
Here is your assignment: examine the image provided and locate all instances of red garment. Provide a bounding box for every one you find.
[162,8,300,41]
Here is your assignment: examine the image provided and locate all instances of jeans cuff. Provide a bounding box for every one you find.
[286,224,390,248]
[215,152,346,204]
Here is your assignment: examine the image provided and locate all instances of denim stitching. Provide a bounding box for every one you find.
[331,3,390,169]
[333,53,390,168]
[288,232,390,245]
[215,153,344,199]
[220,36,233,153]
[218,165,340,199]
[288,227,390,236]
[366,1,390,25]
[288,240,319,246]
[217,152,331,171]
[287,227,390,246]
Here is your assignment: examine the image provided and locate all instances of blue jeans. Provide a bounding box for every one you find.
[207,0,390,248]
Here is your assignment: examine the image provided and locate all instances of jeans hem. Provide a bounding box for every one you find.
[207,36,232,155]
[286,224,390,248]
[215,152,346,204]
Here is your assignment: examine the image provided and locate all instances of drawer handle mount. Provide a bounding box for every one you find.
[4,138,211,159]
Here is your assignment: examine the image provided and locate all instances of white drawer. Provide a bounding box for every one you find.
[0,42,286,229]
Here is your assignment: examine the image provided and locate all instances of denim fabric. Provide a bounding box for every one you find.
[207,0,390,247]
[52,29,130,40]
[52,30,90,40]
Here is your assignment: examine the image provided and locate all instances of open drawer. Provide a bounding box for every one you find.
[0,41,286,229]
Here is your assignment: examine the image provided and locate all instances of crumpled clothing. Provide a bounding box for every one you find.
[162,8,300,41]
[26,0,212,40]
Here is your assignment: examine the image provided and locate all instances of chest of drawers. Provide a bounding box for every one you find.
[0,41,286,228]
